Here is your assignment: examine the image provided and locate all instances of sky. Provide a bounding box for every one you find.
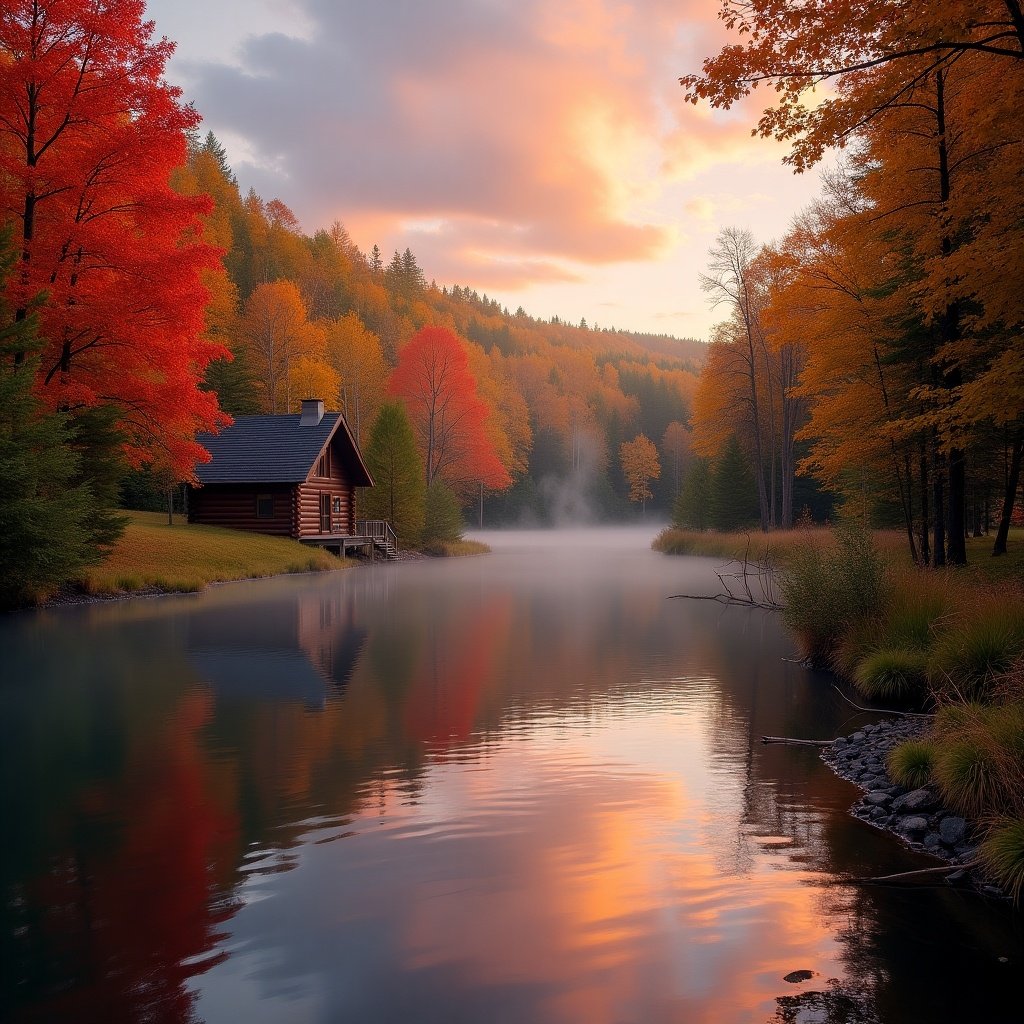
[145,0,826,340]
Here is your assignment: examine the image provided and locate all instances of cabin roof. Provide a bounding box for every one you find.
[195,412,373,486]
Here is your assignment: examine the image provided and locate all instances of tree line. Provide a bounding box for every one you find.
[679,0,1024,563]
[0,0,699,604]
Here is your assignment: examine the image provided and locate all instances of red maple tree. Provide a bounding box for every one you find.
[389,326,511,493]
[0,0,228,476]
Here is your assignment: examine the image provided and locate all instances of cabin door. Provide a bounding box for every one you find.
[319,493,331,534]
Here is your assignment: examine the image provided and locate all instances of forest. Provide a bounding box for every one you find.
[678,0,1024,566]
[2,0,1023,604]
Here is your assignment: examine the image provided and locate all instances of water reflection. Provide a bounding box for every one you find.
[2,528,1022,1024]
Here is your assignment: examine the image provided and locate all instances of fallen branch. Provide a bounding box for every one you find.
[668,541,784,611]
[832,684,933,719]
[860,861,978,885]
[669,592,775,608]
[761,735,835,747]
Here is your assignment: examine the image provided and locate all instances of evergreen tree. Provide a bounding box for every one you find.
[423,480,464,545]
[711,435,760,531]
[359,402,426,544]
[674,459,713,530]
[0,235,111,605]
[369,245,383,274]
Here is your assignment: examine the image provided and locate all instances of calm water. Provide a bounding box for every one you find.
[2,528,1022,1024]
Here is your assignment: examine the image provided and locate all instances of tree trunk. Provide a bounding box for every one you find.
[920,441,930,566]
[933,448,946,568]
[993,433,1023,556]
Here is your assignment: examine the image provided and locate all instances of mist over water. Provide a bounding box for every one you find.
[2,529,1021,1024]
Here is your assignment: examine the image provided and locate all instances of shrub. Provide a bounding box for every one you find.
[928,596,1024,701]
[978,817,1024,904]
[932,737,999,816]
[854,649,930,703]
[780,522,887,663]
[887,740,935,789]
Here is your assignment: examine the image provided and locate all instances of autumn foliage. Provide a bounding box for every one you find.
[683,0,1024,562]
[389,326,511,495]
[0,0,228,477]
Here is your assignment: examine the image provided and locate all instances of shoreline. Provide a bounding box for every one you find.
[26,545,436,612]
[820,717,1009,900]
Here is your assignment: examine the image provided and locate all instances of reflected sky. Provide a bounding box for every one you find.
[2,528,1022,1024]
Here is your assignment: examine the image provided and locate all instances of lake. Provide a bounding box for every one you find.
[2,527,1022,1023]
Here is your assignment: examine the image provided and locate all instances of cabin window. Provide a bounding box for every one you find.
[332,496,342,514]
[256,494,274,519]
[317,449,331,477]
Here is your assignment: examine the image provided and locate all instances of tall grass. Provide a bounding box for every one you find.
[779,522,888,664]
[927,593,1024,701]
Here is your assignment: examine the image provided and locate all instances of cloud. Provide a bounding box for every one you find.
[167,0,767,290]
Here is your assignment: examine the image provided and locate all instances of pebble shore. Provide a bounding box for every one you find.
[821,717,1006,898]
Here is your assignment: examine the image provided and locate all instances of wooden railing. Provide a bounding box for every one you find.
[355,519,399,556]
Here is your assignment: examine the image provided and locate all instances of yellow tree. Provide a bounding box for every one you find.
[324,312,388,442]
[620,434,660,514]
[240,281,320,413]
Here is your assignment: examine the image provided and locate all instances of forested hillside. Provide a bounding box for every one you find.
[173,134,704,524]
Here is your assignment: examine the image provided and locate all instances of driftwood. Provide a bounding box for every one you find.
[669,536,783,611]
[761,735,835,747]
[859,861,978,885]
[832,684,934,719]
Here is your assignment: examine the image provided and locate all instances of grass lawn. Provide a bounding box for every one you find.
[81,511,348,595]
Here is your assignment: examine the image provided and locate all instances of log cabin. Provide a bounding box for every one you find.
[188,399,374,542]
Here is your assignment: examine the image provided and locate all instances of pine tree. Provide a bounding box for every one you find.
[359,403,426,545]
[674,459,713,530]
[0,234,110,606]
[711,435,760,531]
[423,480,464,545]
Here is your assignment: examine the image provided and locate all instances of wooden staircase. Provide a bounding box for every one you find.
[355,520,399,560]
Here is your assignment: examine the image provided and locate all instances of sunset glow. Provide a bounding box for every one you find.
[145,0,821,338]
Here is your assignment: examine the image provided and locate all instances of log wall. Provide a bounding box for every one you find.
[188,484,295,536]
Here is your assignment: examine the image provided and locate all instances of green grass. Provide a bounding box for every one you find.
[79,511,347,595]
[854,648,930,702]
[887,740,935,790]
[978,818,1024,902]
[927,595,1024,701]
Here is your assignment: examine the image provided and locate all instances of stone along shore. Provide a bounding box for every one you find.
[821,718,1006,898]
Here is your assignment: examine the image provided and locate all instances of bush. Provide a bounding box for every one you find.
[887,740,935,789]
[779,521,887,663]
[979,818,1024,904]
[928,595,1024,701]
[854,649,929,703]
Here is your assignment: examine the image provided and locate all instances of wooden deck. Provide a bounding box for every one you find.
[300,534,376,558]
[301,521,399,560]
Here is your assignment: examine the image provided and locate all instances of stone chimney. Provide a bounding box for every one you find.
[299,398,325,426]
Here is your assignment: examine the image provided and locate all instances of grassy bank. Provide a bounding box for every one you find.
[424,539,491,557]
[78,511,345,596]
[655,523,1024,897]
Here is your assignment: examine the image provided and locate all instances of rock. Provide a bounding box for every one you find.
[832,736,848,747]
[923,832,943,850]
[850,731,866,743]
[939,816,968,847]
[783,970,816,984]
[892,788,941,814]
[946,869,967,883]
[864,791,892,807]
[899,815,929,834]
